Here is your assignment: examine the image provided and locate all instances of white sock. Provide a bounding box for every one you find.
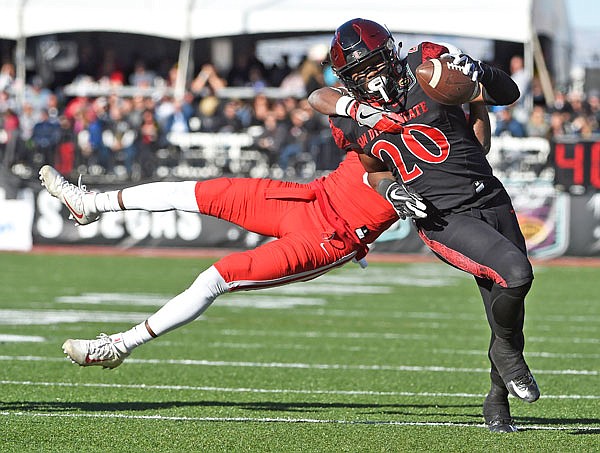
[93,191,121,213]
[118,266,229,352]
[91,181,199,214]
[121,181,199,211]
[115,323,154,352]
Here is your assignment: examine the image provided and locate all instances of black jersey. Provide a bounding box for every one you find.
[330,42,504,213]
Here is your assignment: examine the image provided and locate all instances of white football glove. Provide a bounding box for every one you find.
[377,179,428,220]
[441,52,484,82]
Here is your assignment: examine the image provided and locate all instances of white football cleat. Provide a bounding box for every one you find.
[39,165,99,225]
[62,333,130,369]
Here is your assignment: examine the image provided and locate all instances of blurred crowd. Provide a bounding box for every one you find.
[0,51,598,184]
[492,56,600,140]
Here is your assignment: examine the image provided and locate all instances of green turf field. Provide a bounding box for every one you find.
[1,252,598,452]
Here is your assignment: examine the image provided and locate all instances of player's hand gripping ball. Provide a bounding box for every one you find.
[416,55,481,105]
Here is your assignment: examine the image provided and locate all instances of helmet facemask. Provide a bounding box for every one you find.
[329,18,403,105]
[336,43,401,104]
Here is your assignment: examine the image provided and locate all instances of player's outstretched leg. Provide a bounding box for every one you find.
[62,333,130,369]
[61,266,229,370]
[39,165,99,225]
[488,283,540,403]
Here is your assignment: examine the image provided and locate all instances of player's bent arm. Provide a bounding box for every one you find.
[469,100,491,155]
[359,152,388,176]
[308,88,405,133]
[444,53,519,106]
[479,62,520,106]
[359,154,427,220]
[308,87,343,116]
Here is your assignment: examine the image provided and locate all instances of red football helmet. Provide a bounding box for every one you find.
[329,18,403,104]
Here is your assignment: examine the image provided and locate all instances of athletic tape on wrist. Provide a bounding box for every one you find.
[335,95,355,117]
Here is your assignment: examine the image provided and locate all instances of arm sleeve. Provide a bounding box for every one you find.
[479,63,520,106]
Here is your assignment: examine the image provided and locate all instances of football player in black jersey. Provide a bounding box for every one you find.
[309,18,539,433]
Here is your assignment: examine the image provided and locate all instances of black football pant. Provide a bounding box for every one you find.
[416,195,534,387]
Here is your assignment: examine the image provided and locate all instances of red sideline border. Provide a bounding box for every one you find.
[5,245,599,267]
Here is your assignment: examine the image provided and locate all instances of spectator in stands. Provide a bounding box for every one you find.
[531,76,546,107]
[0,108,19,166]
[17,102,39,162]
[55,115,76,176]
[214,100,244,133]
[246,93,271,127]
[271,99,291,124]
[247,66,268,92]
[298,97,336,170]
[105,104,137,177]
[254,111,288,168]
[494,106,527,137]
[526,105,551,138]
[508,55,530,123]
[568,91,592,120]
[165,63,179,88]
[268,54,292,87]
[137,108,160,178]
[47,93,60,120]
[571,114,594,139]
[31,109,62,166]
[549,111,568,138]
[126,95,146,130]
[278,107,310,175]
[24,76,52,115]
[301,45,327,94]
[587,91,600,131]
[154,95,176,131]
[196,95,221,132]
[191,64,226,97]
[227,54,251,87]
[226,49,266,88]
[164,98,192,134]
[86,97,111,172]
[279,64,307,98]
[549,89,573,116]
[129,60,156,88]
[0,62,15,92]
[0,89,17,114]
[98,48,124,84]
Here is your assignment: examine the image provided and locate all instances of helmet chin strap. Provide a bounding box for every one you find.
[367,76,390,102]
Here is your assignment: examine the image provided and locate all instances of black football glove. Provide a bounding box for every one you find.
[377,179,428,220]
[442,52,485,82]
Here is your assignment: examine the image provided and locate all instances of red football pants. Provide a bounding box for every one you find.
[194,178,358,292]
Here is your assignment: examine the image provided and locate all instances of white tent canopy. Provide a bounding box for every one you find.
[1,0,570,104]
[0,0,534,42]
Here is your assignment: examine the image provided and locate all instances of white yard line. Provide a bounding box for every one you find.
[206,342,600,359]
[433,348,600,359]
[0,355,597,375]
[1,379,599,400]
[0,411,597,431]
[215,328,600,344]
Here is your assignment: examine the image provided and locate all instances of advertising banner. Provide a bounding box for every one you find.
[0,199,34,251]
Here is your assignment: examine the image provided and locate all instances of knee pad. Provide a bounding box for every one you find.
[490,282,531,329]
[502,250,534,288]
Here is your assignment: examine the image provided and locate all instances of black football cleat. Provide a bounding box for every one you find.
[490,339,541,403]
[486,416,518,433]
[506,371,540,403]
[483,385,518,433]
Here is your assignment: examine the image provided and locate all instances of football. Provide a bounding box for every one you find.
[415,56,480,105]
